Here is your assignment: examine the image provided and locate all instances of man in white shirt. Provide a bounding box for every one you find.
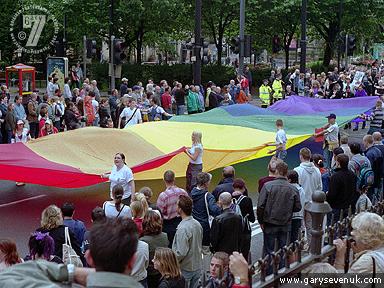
[313,113,340,169]
[90,91,99,126]
[63,77,72,103]
[119,99,142,128]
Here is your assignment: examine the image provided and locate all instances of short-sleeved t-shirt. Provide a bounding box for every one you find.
[108,165,134,199]
[120,107,142,127]
[103,201,132,219]
[188,143,203,164]
[91,99,99,117]
[275,129,287,150]
[325,123,339,142]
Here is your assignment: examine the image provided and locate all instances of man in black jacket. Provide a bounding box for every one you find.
[212,166,235,201]
[257,161,301,260]
[210,192,242,255]
[327,153,358,224]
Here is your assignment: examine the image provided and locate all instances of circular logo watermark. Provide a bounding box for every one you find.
[9,5,59,54]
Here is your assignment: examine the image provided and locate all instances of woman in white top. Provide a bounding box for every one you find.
[103,184,132,219]
[184,131,203,193]
[101,153,135,205]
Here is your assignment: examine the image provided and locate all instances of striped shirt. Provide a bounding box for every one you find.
[157,186,188,220]
[367,108,384,128]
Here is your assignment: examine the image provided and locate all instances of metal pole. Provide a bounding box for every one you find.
[83,35,87,78]
[111,35,115,91]
[193,0,202,85]
[345,34,348,69]
[109,0,114,93]
[63,13,67,57]
[239,0,245,76]
[300,0,307,73]
[337,0,342,71]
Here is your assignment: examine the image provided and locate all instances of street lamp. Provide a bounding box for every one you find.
[300,0,307,73]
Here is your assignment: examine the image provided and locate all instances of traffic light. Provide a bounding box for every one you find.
[113,39,126,65]
[347,35,356,56]
[230,37,240,54]
[272,35,280,54]
[86,39,96,58]
[202,40,209,64]
[54,39,65,57]
[244,35,252,57]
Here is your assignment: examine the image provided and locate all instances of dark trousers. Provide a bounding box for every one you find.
[29,122,39,139]
[240,232,251,261]
[290,219,302,243]
[263,225,289,275]
[186,163,202,193]
[327,208,349,226]
[54,120,61,131]
[7,129,12,143]
[163,217,182,248]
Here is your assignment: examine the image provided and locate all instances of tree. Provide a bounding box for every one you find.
[247,0,301,70]
[308,0,384,67]
[202,0,239,66]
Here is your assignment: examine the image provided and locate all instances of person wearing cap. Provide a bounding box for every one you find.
[12,120,31,144]
[39,119,58,137]
[313,113,339,169]
[120,78,128,97]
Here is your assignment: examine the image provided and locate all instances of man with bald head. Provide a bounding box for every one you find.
[210,192,242,255]
[212,166,236,201]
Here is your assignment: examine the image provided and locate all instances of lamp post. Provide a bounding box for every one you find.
[239,0,245,76]
[193,0,202,85]
[300,0,307,73]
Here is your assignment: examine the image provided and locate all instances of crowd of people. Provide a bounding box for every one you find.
[259,61,384,107]
[0,71,254,144]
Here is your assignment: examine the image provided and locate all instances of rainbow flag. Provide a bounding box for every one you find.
[0,96,378,188]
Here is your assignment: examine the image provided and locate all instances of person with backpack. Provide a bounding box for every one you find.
[326,154,359,225]
[147,97,173,121]
[348,142,374,195]
[231,178,255,260]
[363,135,384,204]
[52,96,64,131]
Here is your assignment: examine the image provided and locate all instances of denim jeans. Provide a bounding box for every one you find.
[323,148,333,169]
[182,269,201,288]
[263,225,288,275]
[276,150,287,160]
[177,105,186,115]
[93,116,99,126]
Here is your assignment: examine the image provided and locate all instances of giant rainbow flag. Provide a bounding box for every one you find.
[0,96,378,188]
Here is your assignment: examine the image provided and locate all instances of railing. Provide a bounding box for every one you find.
[251,190,384,287]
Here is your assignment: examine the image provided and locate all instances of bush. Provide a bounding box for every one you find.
[87,63,236,89]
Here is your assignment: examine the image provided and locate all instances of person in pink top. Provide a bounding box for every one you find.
[156,170,188,247]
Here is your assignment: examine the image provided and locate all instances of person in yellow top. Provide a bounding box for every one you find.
[272,74,284,103]
[259,79,272,108]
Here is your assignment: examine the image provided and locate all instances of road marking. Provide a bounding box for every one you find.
[0,194,47,208]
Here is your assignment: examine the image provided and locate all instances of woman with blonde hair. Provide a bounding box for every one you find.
[131,200,144,236]
[36,205,84,264]
[185,131,203,193]
[153,247,185,288]
[334,212,384,273]
[132,192,149,215]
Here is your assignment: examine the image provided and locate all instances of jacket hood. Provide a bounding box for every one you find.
[191,187,207,199]
[299,162,317,174]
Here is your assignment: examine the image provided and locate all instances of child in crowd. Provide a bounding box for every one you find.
[130,200,144,236]
[267,119,287,160]
[287,170,305,243]
[356,188,372,213]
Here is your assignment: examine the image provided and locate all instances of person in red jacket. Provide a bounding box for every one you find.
[161,86,172,114]
[39,119,58,137]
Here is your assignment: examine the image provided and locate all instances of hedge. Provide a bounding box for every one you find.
[87,63,237,90]
[86,62,337,91]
